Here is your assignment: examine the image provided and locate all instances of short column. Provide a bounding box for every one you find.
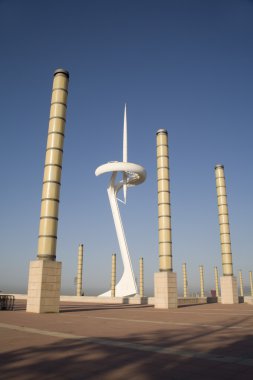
[139,257,144,297]
[111,254,116,297]
[199,265,205,298]
[182,263,188,298]
[239,270,244,297]
[76,244,84,296]
[250,271,253,297]
[214,266,220,298]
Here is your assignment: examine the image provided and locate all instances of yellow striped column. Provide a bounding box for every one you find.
[37,69,69,260]
[214,266,219,298]
[154,129,177,309]
[250,271,253,297]
[199,265,205,297]
[26,69,69,313]
[215,165,233,276]
[76,244,84,296]
[139,257,144,297]
[111,254,116,297]
[157,129,172,271]
[215,164,238,304]
[182,263,188,298]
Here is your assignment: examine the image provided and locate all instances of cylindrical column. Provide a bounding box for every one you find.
[182,263,188,298]
[111,254,116,297]
[214,266,219,297]
[199,265,205,297]
[76,244,84,296]
[139,257,144,297]
[215,164,233,276]
[156,129,172,271]
[250,271,253,297]
[239,270,244,297]
[37,69,69,260]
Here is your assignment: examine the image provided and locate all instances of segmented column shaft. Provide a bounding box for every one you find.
[239,270,244,297]
[37,69,69,260]
[111,254,116,297]
[182,263,188,298]
[139,257,144,297]
[76,244,84,296]
[200,265,205,297]
[214,266,220,297]
[156,129,172,271]
[215,165,233,276]
[249,271,253,296]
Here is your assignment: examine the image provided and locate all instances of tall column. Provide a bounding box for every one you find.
[27,69,69,313]
[182,263,188,298]
[250,271,253,297]
[214,266,220,298]
[215,164,238,304]
[76,244,84,296]
[139,257,144,297]
[111,254,116,297]
[239,270,244,297]
[154,129,177,308]
[157,129,172,271]
[37,69,69,260]
[199,265,205,298]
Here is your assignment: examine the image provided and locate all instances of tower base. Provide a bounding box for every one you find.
[26,260,62,313]
[220,276,238,304]
[154,271,178,309]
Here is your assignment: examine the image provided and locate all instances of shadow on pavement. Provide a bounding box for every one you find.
[0,315,253,380]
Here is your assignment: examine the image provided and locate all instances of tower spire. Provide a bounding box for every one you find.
[123,104,127,203]
[123,103,127,162]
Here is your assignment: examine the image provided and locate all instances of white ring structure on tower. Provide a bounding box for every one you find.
[95,161,146,297]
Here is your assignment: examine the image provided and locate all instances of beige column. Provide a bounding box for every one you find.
[111,254,116,297]
[76,244,84,296]
[239,270,244,297]
[37,69,69,260]
[214,266,219,298]
[215,165,233,275]
[250,271,253,296]
[182,263,188,298]
[154,129,177,309]
[199,265,205,297]
[215,164,238,304]
[157,129,172,271]
[26,69,69,313]
[139,257,144,297]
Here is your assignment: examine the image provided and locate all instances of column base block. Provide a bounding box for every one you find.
[154,271,178,309]
[220,276,238,304]
[26,260,62,313]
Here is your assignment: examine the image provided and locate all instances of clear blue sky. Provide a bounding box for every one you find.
[0,0,252,296]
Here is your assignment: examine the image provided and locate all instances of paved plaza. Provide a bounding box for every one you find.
[0,300,253,379]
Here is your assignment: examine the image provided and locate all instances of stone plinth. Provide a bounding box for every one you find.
[26,260,61,313]
[220,276,238,304]
[154,271,177,309]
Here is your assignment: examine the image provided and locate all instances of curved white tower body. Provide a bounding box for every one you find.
[96,106,146,297]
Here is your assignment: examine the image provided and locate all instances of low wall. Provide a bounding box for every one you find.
[11,294,149,305]
[60,295,148,305]
[178,297,207,306]
[11,294,219,306]
[244,296,253,305]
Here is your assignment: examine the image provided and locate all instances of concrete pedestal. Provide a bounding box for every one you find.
[220,276,238,304]
[26,260,61,313]
[154,271,177,309]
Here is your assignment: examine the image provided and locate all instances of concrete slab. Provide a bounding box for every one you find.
[0,300,253,379]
